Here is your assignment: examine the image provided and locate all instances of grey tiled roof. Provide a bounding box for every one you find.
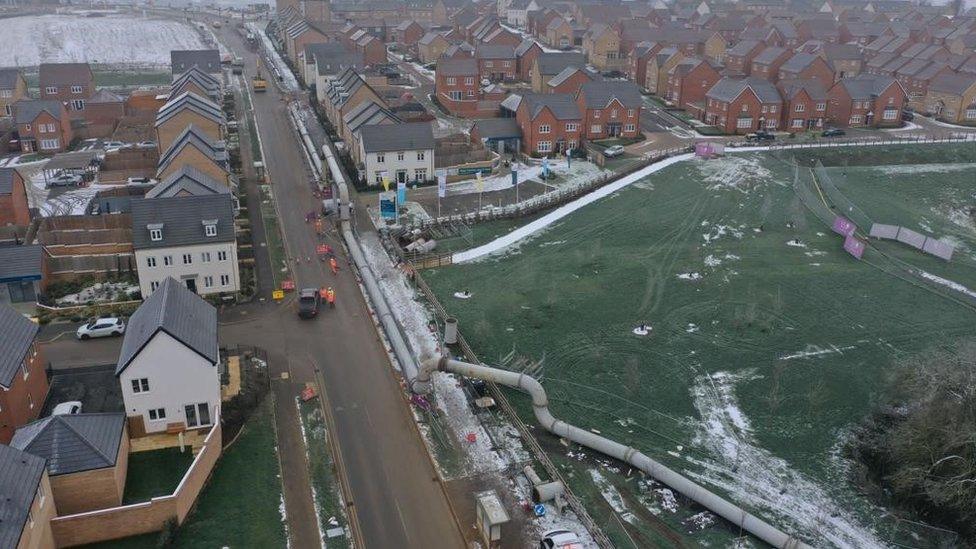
[515,38,540,57]
[522,93,581,120]
[344,100,399,135]
[837,75,900,99]
[500,93,522,112]
[0,445,46,549]
[472,117,521,139]
[156,125,228,176]
[13,100,63,125]
[535,52,586,76]
[147,165,231,198]
[360,121,434,153]
[155,91,225,129]
[778,78,827,101]
[577,81,642,109]
[0,303,38,388]
[116,276,218,376]
[130,194,235,251]
[436,57,478,76]
[726,39,763,57]
[0,244,42,283]
[779,53,818,73]
[547,66,588,87]
[0,167,20,195]
[927,72,976,95]
[476,44,516,59]
[11,413,126,476]
[171,49,221,75]
[171,67,222,100]
[752,46,788,66]
[0,68,22,89]
[707,76,782,103]
[39,63,93,87]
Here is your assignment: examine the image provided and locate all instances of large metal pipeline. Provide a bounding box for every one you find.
[420,355,812,549]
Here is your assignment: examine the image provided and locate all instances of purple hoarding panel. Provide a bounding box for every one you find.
[844,235,866,259]
[832,216,857,237]
[896,227,926,250]
[922,238,955,261]
[870,224,899,239]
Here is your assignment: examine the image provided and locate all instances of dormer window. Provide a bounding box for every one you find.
[148,223,163,241]
[203,220,218,237]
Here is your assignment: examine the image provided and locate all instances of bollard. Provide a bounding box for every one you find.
[444,317,459,345]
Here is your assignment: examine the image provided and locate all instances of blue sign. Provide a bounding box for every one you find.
[396,180,406,205]
[533,504,546,517]
[379,191,396,219]
[511,169,518,187]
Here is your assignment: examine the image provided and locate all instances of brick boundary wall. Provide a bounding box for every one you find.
[50,412,223,548]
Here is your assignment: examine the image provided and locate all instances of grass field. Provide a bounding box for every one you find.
[122,448,194,504]
[424,143,976,548]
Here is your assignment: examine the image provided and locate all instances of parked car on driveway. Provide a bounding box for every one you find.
[46,173,82,188]
[603,145,625,157]
[76,317,126,340]
[902,110,914,122]
[100,140,126,152]
[745,130,775,142]
[540,529,582,549]
[53,401,82,415]
[821,128,846,137]
[298,288,321,319]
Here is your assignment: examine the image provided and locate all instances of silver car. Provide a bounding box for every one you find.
[46,173,82,188]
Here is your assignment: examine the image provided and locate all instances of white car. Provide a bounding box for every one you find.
[603,145,625,157]
[46,173,82,188]
[540,529,582,549]
[76,317,126,340]
[101,140,126,152]
[52,401,82,415]
[135,141,157,149]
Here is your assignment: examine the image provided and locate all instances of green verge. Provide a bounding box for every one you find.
[298,398,350,549]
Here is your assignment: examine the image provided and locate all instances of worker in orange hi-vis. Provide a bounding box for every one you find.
[329,256,339,275]
[326,287,336,308]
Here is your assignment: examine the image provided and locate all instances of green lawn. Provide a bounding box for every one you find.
[25,70,171,89]
[123,448,194,504]
[259,185,288,289]
[298,399,350,548]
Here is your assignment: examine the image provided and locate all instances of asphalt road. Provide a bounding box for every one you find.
[218,25,466,548]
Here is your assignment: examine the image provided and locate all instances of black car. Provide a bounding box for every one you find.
[297,288,321,319]
[821,128,846,137]
[902,110,915,122]
[745,130,775,142]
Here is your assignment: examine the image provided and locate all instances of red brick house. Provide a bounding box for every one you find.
[0,168,30,227]
[723,39,765,76]
[575,81,642,141]
[778,79,828,132]
[515,39,544,82]
[546,66,596,95]
[14,100,73,153]
[75,89,126,139]
[435,57,481,117]
[476,45,516,81]
[355,34,388,65]
[826,75,907,128]
[629,41,662,88]
[38,63,93,115]
[481,26,522,47]
[777,53,835,89]
[515,93,582,155]
[393,20,425,46]
[666,58,721,112]
[750,47,792,81]
[0,303,49,444]
[704,76,783,134]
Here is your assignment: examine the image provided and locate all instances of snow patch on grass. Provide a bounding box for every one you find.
[697,156,774,193]
[873,163,976,176]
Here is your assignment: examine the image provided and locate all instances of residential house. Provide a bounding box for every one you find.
[170,50,222,82]
[131,194,239,299]
[470,117,522,153]
[312,49,365,105]
[895,59,948,105]
[704,77,783,134]
[778,78,829,131]
[393,20,425,46]
[655,28,727,65]
[546,66,597,94]
[156,125,232,188]
[419,32,451,63]
[515,39,544,82]
[154,92,226,155]
[924,72,976,124]
[14,100,72,153]
[78,90,126,139]
[515,93,582,155]
[342,100,400,162]
[545,16,574,49]
[116,277,221,436]
[477,44,517,81]
[506,0,540,28]
[359,121,435,186]
[0,68,28,118]
[750,47,792,82]
[666,58,722,113]
[651,48,687,97]
[38,63,94,115]
[821,43,864,81]
[630,41,662,89]
[531,52,586,93]
[11,413,129,515]
[826,75,906,128]
[575,81,642,141]
[0,445,55,549]
[171,66,223,103]
[0,303,49,443]
[324,68,388,137]
[723,39,765,76]
[777,53,835,89]
[481,26,523,47]
[354,33,388,65]
[435,57,481,116]
[285,20,331,64]
[0,168,30,227]
[582,24,624,72]
[146,165,234,199]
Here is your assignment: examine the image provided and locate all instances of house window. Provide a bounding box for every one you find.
[765,119,777,129]
[44,86,57,95]
[132,378,150,393]
[539,124,551,133]
[150,281,159,291]
[205,224,217,237]
[0,89,11,98]
[184,402,212,428]
[70,99,84,111]
[147,256,156,268]
[40,139,59,150]
[593,110,601,118]
[770,105,777,113]
[966,107,976,120]
[374,171,384,184]
[415,168,427,180]
[464,77,474,85]
[485,60,494,68]
[627,109,635,117]
[590,124,601,133]
[882,107,898,120]
[24,123,30,131]
[850,114,863,124]
[568,140,578,149]
[217,251,228,261]
[417,151,425,161]
[201,251,211,262]
[163,255,173,266]
[71,85,82,94]
[565,122,578,131]
[149,228,162,241]
[204,275,213,288]
[741,104,749,112]
[376,153,384,163]
[220,274,230,286]
[397,151,404,161]
[816,102,826,111]
[791,118,804,128]
[148,408,166,421]
[794,104,805,112]
[503,61,511,68]
[761,105,768,113]
[448,91,462,101]
[446,77,456,85]
[182,253,192,265]
[736,117,753,129]
[624,123,635,132]
[537,141,552,152]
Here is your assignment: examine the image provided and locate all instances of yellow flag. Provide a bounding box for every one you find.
[382,176,390,192]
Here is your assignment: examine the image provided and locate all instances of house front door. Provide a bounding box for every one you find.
[608,123,622,137]
[396,170,407,184]
[184,278,197,293]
